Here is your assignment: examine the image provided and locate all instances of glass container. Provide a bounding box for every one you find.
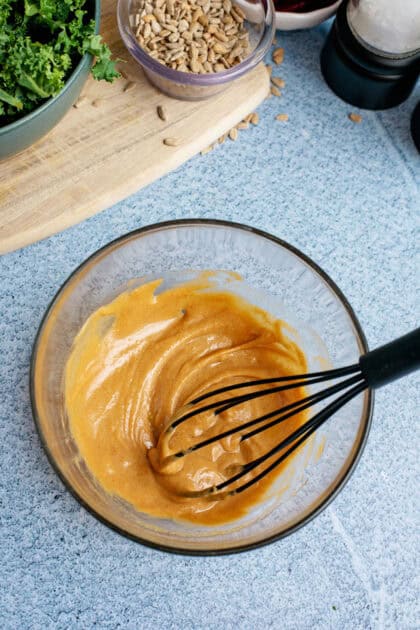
[117,0,275,100]
[31,220,373,554]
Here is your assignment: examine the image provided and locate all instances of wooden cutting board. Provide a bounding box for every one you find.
[0,0,269,255]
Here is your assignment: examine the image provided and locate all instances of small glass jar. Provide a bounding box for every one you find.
[117,0,275,100]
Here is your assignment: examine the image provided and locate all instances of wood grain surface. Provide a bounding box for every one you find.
[0,0,269,255]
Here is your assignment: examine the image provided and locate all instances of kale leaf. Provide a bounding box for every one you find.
[0,0,119,126]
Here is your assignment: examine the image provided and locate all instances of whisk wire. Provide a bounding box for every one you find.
[169,364,361,431]
[171,328,420,499]
[241,373,365,443]
[190,364,360,405]
[209,380,367,497]
[172,371,366,459]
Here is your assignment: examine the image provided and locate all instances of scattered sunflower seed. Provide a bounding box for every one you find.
[157,104,168,121]
[163,137,181,146]
[73,96,88,108]
[201,112,261,158]
[272,47,284,64]
[250,112,259,125]
[229,127,238,140]
[349,112,362,123]
[270,86,281,97]
[271,77,285,88]
[91,99,103,108]
[276,113,288,121]
[123,81,136,92]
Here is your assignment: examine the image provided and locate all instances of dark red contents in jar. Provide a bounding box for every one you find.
[275,0,336,12]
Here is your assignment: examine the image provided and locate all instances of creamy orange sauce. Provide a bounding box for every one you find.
[65,274,308,525]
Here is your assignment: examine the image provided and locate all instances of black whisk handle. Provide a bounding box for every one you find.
[359,327,420,389]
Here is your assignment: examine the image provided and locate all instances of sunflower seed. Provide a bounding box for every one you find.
[151,20,162,33]
[123,81,136,92]
[157,105,168,121]
[214,29,229,42]
[271,76,285,88]
[231,8,244,22]
[73,96,88,108]
[229,127,238,140]
[163,137,180,146]
[213,42,228,54]
[166,41,184,49]
[190,59,200,72]
[273,47,284,64]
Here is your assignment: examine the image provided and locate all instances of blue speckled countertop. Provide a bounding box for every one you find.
[1,22,419,630]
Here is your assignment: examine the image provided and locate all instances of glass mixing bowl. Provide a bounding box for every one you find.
[117,0,275,100]
[31,220,373,554]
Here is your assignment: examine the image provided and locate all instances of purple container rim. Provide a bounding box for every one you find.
[117,0,276,86]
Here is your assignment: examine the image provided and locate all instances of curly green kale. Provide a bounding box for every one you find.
[0,0,119,125]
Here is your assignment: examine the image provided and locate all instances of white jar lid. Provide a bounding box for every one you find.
[347,0,420,56]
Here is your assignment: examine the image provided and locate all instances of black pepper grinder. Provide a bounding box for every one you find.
[320,0,420,110]
[411,101,420,153]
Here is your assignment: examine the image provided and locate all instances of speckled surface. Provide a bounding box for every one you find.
[1,23,419,630]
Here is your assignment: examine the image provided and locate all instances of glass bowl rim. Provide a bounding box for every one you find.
[117,0,276,86]
[30,218,374,556]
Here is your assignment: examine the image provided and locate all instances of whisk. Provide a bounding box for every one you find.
[162,328,420,498]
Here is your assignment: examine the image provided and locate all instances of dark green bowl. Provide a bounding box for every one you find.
[0,1,100,161]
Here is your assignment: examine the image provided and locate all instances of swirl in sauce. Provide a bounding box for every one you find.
[65,274,308,525]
